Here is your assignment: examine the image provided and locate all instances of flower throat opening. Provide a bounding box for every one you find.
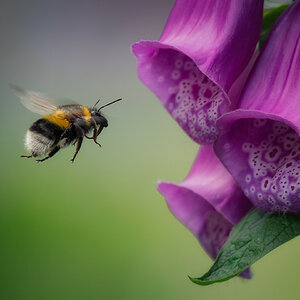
[219,118,300,213]
[142,48,229,144]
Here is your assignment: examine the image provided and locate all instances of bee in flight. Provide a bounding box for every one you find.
[11,85,122,163]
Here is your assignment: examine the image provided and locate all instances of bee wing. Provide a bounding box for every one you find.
[10,84,58,115]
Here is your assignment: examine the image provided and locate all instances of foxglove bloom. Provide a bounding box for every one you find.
[132,0,263,144]
[215,1,300,213]
[158,145,253,278]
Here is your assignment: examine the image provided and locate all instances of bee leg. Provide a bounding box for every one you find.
[97,125,105,137]
[70,137,83,163]
[20,155,33,158]
[92,127,102,148]
[36,146,60,162]
[85,118,99,140]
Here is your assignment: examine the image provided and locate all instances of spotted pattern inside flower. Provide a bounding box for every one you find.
[146,49,229,144]
[222,119,300,213]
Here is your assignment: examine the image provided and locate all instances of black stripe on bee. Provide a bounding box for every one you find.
[30,119,64,141]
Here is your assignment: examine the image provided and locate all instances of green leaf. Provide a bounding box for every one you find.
[260,4,291,48]
[190,209,300,286]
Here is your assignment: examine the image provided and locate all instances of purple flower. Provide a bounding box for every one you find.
[132,0,263,144]
[215,1,300,213]
[158,145,253,278]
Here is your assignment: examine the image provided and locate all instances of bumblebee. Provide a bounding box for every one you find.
[11,85,122,163]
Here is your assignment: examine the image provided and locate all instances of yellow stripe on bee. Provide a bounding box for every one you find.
[80,105,91,124]
[42,110,71,129]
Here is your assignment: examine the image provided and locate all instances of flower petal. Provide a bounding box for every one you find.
[157,145,253,261]
[158,180,233,260]
[132,0,263,144]
[215,1,300,213]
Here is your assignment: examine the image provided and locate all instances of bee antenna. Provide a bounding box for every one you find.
[98,98,122,111]
[93,99,101,110]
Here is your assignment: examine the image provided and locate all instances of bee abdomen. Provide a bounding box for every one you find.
[26,119,64,157]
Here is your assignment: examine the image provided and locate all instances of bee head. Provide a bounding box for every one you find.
[90,98,122,128]
[90,110,108,127]
[90,109,101,116]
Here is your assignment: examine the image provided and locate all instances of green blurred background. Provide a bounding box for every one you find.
[0,0,300,299]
